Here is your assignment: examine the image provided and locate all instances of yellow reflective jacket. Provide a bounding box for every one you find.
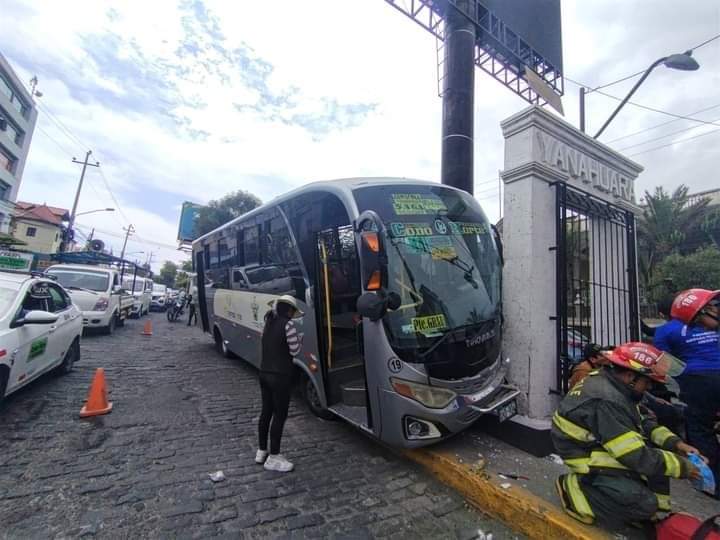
[551,368,691,480]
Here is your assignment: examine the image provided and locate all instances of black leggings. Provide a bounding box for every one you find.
[258,372,292,455]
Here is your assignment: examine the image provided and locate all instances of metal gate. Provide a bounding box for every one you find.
[554,182,640,394]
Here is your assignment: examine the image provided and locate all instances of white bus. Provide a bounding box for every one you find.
[193,178,518,447]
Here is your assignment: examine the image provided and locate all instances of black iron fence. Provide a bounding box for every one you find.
[554,183,639,394]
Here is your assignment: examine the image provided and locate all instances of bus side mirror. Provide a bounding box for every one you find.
[357,291,401,322]
[359,231,387,291]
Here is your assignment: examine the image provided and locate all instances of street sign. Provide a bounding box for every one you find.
[0,250,34,272]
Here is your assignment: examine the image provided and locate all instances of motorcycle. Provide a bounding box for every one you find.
[166,296,185,322]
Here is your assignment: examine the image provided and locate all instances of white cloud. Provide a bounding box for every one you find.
[0,0,717,265]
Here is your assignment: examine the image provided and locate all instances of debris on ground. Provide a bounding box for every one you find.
[208,470,226,482]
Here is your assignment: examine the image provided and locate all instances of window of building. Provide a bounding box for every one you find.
[0,76,28,118]
[26,226,37,237]
[0,181,10,201]
[0,147,14,174]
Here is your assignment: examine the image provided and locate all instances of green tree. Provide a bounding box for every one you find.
[654,246,720,293]
[158,261,178,287]
[181,259,193,272]
[194,190,261,237]
[637,185,709,289]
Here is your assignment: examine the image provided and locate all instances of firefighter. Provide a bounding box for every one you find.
[654,288,720,498]
[552,342,704,529]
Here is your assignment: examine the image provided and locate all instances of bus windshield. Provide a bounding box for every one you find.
[354,184,501,353]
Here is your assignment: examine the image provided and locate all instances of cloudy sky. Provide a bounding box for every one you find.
[1,0,718,269]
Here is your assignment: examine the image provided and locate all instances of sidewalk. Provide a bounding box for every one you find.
[406,422,717,539]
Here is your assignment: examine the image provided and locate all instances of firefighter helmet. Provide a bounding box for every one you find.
[605,342,678,383]
[670,289,720,324]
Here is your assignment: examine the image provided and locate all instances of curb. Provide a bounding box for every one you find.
[403,448,611,540]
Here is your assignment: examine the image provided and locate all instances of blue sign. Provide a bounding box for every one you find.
[177,202,202,243]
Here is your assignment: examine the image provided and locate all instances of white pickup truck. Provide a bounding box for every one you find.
[46,264,134,334]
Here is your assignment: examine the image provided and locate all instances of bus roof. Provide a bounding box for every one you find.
[193,176,455,244]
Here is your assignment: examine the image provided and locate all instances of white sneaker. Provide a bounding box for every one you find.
[255,450,268,464]
[263,454,294,472]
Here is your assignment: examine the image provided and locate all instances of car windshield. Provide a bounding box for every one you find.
[48,270,109,292]
[0,286,19,316]
[354,184,502,352]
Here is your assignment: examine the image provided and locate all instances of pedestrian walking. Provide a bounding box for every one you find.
[552,342,704,529]
[255,295,304,473]
[654,288,720,499]
[187,283,198,326]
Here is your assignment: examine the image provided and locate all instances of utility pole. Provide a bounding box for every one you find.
[119,224,135,280]
[441,0,475,194]
[62,150,99,252]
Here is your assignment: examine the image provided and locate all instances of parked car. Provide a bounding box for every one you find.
[47,264,133,334]
[151,284,168,311]
[0,271,83,401]
[122,276,152,318]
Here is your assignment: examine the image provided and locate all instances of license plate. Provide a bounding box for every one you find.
[496,399,517,422]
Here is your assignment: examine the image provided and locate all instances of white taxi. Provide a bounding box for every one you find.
[0,271,83,401]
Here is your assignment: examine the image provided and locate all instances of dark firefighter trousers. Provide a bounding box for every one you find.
[559,471,670,528]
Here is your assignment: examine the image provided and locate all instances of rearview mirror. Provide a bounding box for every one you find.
[15,310,59,327]
[112,285,123,294]
[357,291,401,322]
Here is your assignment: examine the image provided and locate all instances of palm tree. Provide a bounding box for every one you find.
[637,185,709,294]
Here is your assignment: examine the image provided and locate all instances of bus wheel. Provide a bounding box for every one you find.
[304,376,335,420]
[213,327,235,358]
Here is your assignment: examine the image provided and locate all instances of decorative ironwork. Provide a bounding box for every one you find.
[554,183,639,394]
[384,0,564,106]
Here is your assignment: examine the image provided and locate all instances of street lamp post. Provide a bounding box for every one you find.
[75,208,114,218]
[580,50,700,138]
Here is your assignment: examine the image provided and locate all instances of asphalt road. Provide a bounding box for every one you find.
[0,312,519,539]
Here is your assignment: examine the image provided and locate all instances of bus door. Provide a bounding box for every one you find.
[315,226,370,428]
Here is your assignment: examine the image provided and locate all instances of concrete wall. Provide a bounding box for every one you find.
[13,218,61,254]
[500,106,643,427]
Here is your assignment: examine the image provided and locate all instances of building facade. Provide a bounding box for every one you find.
[11,202,69,254]
[0,53,38,233]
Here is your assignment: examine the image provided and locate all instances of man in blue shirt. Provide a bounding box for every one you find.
[654,288,720,498]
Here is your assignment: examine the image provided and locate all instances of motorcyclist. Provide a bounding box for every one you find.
[654,288,720,498]
[552,342,704,528]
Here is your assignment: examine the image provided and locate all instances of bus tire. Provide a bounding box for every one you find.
[213,327,235,358]
[303,376,335,420]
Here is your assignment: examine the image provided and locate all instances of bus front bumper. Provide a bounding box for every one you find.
[378,384,520,448]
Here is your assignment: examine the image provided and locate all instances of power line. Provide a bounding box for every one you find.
[34,124,75,156]
[616,116,720,152]
[34,100,133,229]
[626,128,720,157]
[566,77,720,127]
[75,223,179,250]
[605,103,720,143]
[580,34,720,93]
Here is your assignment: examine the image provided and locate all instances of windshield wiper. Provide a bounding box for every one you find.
[66,285,98,295]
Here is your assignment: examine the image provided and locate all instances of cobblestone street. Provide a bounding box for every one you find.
[0,313,517,539]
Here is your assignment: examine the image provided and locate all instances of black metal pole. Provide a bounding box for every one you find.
[579,87,586,133]
[594,57,667,139]
[441,0,475,194]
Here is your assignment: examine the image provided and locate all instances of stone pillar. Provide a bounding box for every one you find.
[499,106,643,448]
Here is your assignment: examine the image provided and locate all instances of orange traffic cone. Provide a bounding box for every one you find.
[142,319,153,336]
[80,368,113,418]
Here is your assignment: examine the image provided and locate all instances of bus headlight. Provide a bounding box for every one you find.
[390,377,457,409]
